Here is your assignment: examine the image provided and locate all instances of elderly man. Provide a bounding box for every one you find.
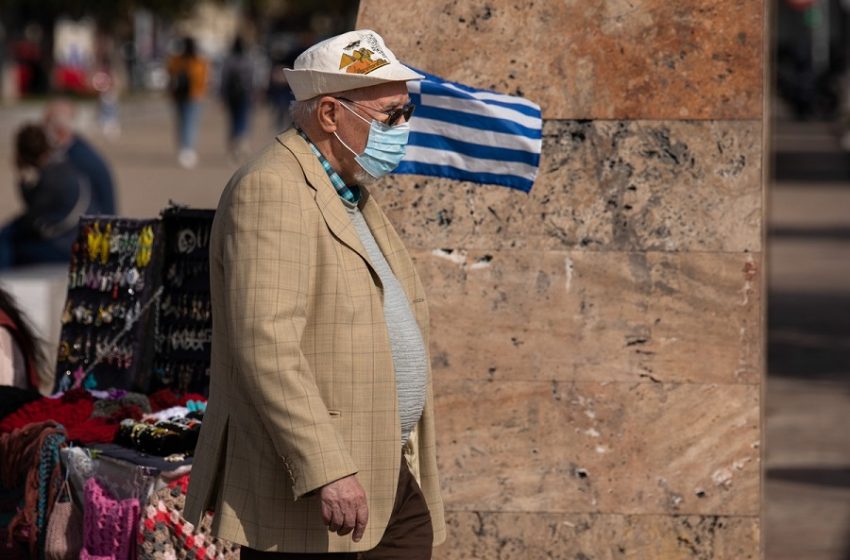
[185,30,445,559]
[43,100,117,214]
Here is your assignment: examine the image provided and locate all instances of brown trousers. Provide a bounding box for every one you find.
[240,458,433,560]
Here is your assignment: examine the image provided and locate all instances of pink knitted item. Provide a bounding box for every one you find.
[81,478,140,560]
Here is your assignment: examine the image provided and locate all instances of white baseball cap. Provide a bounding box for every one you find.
[284,29,424,101]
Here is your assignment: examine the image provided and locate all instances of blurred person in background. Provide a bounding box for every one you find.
[220,36,255,162]
[266,40,302,133]
[43,99,117,214]
[0,287,43,391]
[92,67,121,138]
[167,36,209,169]
[0,124,99,269]
[12,24,48,96]
[267,64,294,132]
[92,35,125,139]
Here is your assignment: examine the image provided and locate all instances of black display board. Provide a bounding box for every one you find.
[53,207,215,395]
[149,207,214,395]
[54,217,164,393]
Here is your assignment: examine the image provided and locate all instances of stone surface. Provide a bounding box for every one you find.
[376,120,762,253]
[362,2,766,557]
[357,0,763,120]
[416,250,761,384]
[435,512,760,559]
[434,380,760,516]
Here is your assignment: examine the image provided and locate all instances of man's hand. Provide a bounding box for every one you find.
[319,475,369,542]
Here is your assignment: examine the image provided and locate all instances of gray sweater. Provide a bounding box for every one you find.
[343,200,428,445]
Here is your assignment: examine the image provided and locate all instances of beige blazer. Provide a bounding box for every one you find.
[184,130,445,553]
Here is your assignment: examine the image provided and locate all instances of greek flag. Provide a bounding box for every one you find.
[395,69,542,193]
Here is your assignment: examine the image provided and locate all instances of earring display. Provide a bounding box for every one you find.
[54,218,164,393]
[52,207,215,396]
[149,207,215,396]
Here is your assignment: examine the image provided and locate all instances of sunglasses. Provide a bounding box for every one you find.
[335,97,416,126]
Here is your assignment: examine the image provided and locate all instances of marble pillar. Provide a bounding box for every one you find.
[358,1,765,558]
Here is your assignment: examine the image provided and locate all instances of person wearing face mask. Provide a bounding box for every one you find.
[185,30,445,559]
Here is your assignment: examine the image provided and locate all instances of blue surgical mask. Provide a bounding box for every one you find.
[334,101,410,178]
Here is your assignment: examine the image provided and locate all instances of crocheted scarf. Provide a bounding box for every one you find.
[0,421,66,557]
[0,389,144,444]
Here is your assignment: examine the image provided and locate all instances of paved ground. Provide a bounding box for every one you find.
[1,98,848,559]
[766,120,850,560]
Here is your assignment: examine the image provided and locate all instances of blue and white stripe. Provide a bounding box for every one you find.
[394,69,542,192]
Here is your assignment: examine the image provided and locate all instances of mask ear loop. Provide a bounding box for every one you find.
[337,99,373,126]
[333,130,359,157]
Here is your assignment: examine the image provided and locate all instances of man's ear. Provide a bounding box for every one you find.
[317,96,339,133]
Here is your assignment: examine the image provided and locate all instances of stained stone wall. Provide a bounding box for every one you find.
[358,2,764,558]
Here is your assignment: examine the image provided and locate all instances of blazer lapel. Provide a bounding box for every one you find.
[277,130,376,275]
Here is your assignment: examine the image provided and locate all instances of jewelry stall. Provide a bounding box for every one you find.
[0,206,240,560]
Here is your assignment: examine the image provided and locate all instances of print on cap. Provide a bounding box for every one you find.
[339,36,389,75]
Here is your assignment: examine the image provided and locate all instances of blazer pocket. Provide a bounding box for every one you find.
[327,410,342,418]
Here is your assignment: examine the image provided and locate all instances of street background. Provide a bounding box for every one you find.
[0,90,846,560]
[0,0,847,558]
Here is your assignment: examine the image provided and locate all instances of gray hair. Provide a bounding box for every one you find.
[290,98,321,129]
